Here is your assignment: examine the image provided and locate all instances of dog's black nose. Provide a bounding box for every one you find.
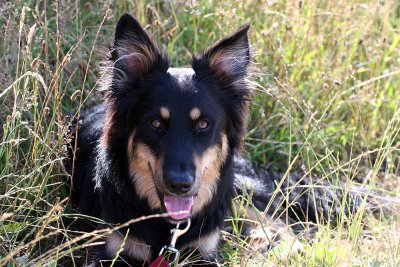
[164,171,195,195]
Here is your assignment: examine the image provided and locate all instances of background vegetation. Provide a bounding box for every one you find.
[0,0,399,266]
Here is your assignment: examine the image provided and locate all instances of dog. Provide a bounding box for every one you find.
[67,13,252,266]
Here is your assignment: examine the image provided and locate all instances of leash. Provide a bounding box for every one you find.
[148,218,191,267]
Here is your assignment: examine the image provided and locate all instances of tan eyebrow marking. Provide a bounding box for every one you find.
[190,108,201,120]
[160,106,170,120]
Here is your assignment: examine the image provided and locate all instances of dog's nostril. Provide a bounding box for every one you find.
[182,185,191,190]
[165,171,194,195]
[166,181,193,194]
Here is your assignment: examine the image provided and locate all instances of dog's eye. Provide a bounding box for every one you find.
[151,119,162,129]
[197,119,209,130]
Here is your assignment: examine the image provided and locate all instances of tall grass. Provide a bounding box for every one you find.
[1,0,399,266]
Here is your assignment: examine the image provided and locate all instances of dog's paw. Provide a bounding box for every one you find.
[242,218,304,257]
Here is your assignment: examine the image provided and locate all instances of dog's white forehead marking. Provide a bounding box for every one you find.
[160,106,170,120]
[190,107,201,120]
[167,67,194,76]
[167,67,195,84]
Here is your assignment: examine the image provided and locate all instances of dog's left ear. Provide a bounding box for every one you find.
[193,25,251,84]
[193,25,252,151]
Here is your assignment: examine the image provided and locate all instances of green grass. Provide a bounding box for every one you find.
[1,0,400,266]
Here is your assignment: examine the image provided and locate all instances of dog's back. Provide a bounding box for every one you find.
[67,105,105,219]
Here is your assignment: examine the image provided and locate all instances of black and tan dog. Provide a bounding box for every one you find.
[67,13,398,266]
[68,13,252,266]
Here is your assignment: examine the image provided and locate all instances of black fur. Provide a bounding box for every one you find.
[67,14,251,266]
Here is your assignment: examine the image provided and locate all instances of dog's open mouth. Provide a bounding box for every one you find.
[164,196,194,220]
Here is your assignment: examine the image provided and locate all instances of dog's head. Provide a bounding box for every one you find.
[101,14,251,221]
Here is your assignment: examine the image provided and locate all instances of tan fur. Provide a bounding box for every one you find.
[106,232,152,262]
[128,136,163,210]
[127,133,228,216]
[196,231,220,255]
[230,203,304,256]
[183,230,220,260]
[208,45,249,80]
[160,106,170,120]
[115,38,157,77]
[190,107,201,121]
[242,215,303,257]
[101,107,116,146]
[192,134,228,214]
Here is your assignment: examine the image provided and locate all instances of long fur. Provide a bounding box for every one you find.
[67,14,252,266]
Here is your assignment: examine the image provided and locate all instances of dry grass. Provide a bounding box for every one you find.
[1,0,399,266]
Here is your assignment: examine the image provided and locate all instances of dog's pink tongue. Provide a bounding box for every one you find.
[164,196,193,220]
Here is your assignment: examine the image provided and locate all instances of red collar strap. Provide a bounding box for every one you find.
[148,255,168,267]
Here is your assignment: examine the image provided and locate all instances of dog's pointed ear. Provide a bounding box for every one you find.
[192,25,252,151]
[111,13,168,82]
[102,14,169,145]
[193,25,251,83]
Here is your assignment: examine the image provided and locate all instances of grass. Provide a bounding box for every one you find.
[1,0,400,266]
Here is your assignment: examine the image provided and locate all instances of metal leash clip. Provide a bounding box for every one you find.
[158,218,191,267]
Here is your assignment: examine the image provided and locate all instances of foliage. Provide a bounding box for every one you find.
[0,0,399,266]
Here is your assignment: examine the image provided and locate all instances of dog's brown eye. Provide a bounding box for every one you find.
[197,120,209,130]
[151,119,161,129]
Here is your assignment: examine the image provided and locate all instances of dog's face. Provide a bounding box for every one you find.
[126,67,230,220]
[102,14,251,221]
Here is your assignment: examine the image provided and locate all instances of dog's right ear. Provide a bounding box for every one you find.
[102,15,168,146]
[111,14,168,83]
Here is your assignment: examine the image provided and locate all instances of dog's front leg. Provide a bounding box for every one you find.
[182,230,221,266]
